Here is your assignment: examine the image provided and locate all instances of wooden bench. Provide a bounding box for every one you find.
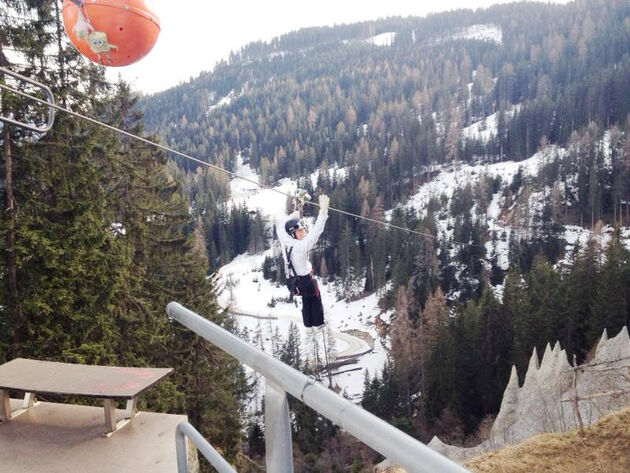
[0,358,172,435]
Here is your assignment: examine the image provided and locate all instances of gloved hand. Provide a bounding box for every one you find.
[319,194,329,216]
[296,189,311,204]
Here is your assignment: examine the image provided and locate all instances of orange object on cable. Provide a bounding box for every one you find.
[62,0,160,67]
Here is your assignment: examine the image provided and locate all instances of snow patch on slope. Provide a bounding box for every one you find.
[395,151,549,220]
[230,155,348,219]
[217,250,387,400]
[452,24,502,44]
[364,32,396,47]
[230,154,295,221]
[208,90,237,114]
[463,105,521,143]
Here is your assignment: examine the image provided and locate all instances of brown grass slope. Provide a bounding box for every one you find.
[464,407,630,473]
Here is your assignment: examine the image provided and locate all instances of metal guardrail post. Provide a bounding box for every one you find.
[175,422,236,473]
[264,381,294,473]
[167,302,472,473]
[0,66,55,133]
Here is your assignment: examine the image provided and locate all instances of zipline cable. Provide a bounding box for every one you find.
[0,80,485,247]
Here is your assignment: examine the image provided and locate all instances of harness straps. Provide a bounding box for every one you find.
[286,246,298,278]
[285,246,300,301]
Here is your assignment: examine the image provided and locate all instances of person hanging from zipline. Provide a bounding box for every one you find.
[276,191,329,330]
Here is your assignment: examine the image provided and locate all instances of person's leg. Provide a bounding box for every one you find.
[311,298,324,327]
[301,295,314,327]
[303,325,314,363]
[310,279,325,327]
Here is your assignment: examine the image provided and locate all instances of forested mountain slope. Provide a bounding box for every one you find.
[136,0,630,462]
[139,0,630,270]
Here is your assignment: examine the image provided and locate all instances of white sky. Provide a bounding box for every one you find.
[106,0,572,94]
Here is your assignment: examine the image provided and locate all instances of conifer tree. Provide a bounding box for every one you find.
[564,238,600,359]
[1,5,246,461]
[589,230,630,342]
[525,254,563,351]
[1,2,122,362]
[473,287,512,416]
[503,266,529,373]
[389,284,420,417]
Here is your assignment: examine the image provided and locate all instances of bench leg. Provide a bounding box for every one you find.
[0,390,10,422]
[104,399,117,434]
[124,397,138,419]
[23,392,36,409]
[103,398,139,436]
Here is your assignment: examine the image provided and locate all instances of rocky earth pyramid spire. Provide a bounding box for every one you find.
[428,326,630,462]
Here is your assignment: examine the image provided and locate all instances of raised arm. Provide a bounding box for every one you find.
[305,195,329,250]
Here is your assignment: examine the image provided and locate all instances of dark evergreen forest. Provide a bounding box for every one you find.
[0,1,246,468]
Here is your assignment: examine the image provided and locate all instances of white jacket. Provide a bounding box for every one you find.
[276,210,328,277]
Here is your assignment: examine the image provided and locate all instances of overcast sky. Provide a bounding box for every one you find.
[107,0,572,94]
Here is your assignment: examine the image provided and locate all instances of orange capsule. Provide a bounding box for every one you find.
[62,0,160,67]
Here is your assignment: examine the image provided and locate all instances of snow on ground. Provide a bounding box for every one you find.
[558,225,630,267]
[364,32,396,47]
[223,156,387,401]
[207,90,238,115]
[451,24,502,44]
[393,149,550,220]
[463,112,500,143]
[230,154,295,221]
[217,250,387,401]
[309,163,349,189]
[392,146,566,290]
[462,104,520,143]
[230,155,348,220]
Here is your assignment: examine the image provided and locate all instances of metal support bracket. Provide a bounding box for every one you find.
[103,397,140,436]
[0,390,10,422]
[0,391,37,423]
[23,392,36,409]
[0,66,56,133]
[264,381,294,473]
[124,397,138,419]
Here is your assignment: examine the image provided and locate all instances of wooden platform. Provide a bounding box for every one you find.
[0,398,187,473]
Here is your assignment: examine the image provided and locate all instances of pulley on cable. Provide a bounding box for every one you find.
[61,0,160,67]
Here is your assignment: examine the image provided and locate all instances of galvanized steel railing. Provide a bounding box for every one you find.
[176,422,237,473]
[0,66,55,133]
[167,301,471,473]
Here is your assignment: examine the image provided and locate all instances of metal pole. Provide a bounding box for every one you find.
[175,423,188,473]
[175,422,236,473]
[167,302,472,473]
[264,381,294,473]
